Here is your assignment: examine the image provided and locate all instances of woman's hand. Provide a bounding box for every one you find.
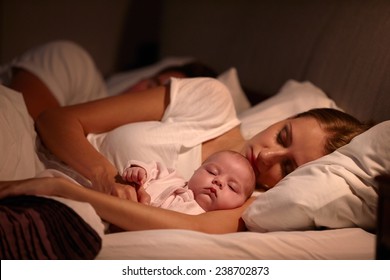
[110,174,151,204]
[110,183,138,201]
[136,186,151,205]
[87,167,135,200]
[111,184,151,204]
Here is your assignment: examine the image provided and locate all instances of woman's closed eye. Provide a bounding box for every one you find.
[276,124,291,147]
[277,123,296,177]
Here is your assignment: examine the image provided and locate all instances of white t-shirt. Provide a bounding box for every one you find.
[88,77,240,179]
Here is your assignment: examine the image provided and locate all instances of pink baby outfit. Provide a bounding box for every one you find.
[125,160,205,215]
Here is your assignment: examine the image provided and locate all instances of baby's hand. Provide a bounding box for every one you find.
[122,165,147,186]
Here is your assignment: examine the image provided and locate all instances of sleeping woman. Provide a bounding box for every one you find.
[0,40,371,234]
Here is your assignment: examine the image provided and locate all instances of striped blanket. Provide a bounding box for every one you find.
[0,195,102,259]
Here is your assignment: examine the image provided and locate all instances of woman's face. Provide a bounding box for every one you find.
[243,117,327,189]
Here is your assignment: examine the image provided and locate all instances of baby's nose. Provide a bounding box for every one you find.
[212,177,223,188]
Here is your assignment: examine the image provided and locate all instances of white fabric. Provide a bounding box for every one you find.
[1,40,108,106]
[126,160,204,214]
[239,79,340,139]
[96,228,375,260]
[243,121,389,232]
[88,77,240,179]
[0,85,44,180]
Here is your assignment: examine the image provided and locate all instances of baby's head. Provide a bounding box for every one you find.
[188,150,255,211]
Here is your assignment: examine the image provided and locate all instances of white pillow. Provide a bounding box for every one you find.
[239,79,340,139]
[242,121,389,233]
[0,85,44,179]
[217,67,251,114]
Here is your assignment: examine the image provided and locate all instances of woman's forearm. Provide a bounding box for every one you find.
[57,180,251,234]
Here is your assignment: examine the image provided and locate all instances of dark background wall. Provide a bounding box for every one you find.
[0,0,162,77]
[1,0,389,122]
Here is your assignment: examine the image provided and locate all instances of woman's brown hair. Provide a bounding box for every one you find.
[294,108,373,154]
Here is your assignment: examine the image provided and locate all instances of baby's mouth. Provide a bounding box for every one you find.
[208,187,217,198]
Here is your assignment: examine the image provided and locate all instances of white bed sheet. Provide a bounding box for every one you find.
[97,228,375,260]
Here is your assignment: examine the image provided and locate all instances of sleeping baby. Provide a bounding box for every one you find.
[121,150,255,215]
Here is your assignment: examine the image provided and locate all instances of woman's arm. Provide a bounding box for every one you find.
[35,84,170,196]
[0,178,254,234]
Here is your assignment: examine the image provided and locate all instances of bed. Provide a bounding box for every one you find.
[1,0,390,260]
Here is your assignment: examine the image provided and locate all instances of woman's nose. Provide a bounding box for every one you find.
[258,148,288,166]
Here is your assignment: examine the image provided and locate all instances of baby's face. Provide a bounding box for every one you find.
[188,152,255,211]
